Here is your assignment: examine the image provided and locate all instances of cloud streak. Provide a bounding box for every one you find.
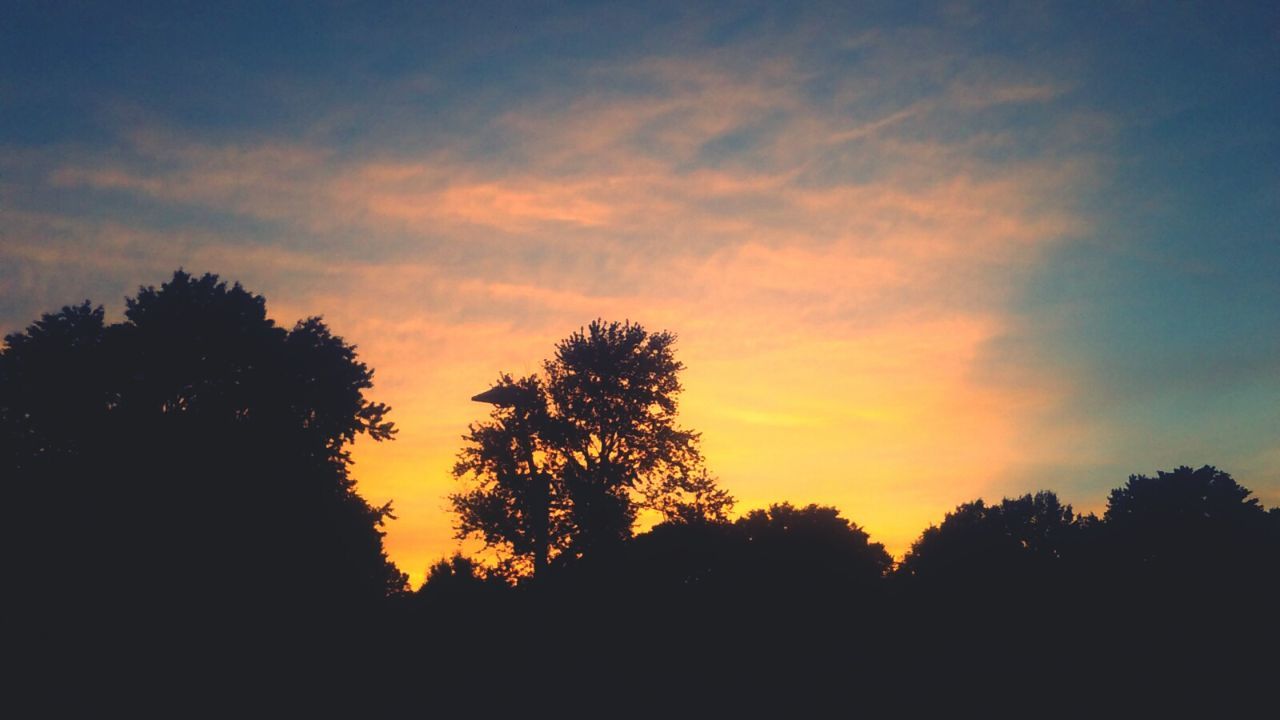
[0,6,1156,585]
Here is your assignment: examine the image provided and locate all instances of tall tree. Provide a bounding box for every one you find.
[1,271,406,629]
[450,320,711,576]
[452,374,566,577]
[546,320,703,556]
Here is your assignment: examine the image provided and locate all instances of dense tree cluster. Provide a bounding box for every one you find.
[1,271,404,640]
[426,468,1280,601]
[5,271,1278,701]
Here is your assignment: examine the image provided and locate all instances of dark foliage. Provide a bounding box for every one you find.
[404,466,1279,701]
[5,279,1278,704]
[450,319,720,577]
[898,491,1089,590]
[2,271,405,645]
[1103,464,1266,566]
[414,553,509,613]
[1098,465,1276,600]
[732,502,892,591]
[451,373,565,577]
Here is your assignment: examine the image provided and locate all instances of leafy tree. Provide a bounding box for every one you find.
[0,301,110,476]
[415,553,510,610]
[539,502,888,631]
[1103,465,1268,576]
[622,517,738,592]
[1,270,406,626]
[546,320,704,554]
[644,467,736,526]
[451,374,566,578]
[898,491,1087,585]
[733,502,892,589]
[450,319,713,577]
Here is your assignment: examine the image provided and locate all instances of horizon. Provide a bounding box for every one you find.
[3,1,1277,587]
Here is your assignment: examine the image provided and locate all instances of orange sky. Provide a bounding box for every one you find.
[5,4,1278,589]
[10,51,1102,588]
[306,119,1094,584]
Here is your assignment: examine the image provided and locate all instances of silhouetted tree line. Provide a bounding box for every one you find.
[421,468,1280,609]
[4,271,1277,701]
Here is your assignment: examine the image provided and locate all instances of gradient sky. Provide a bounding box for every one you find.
[3,1,1278,585]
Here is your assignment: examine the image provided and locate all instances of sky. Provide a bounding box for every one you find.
[3,1,1277,585]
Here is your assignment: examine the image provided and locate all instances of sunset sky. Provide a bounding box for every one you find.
[3,1,1277,585]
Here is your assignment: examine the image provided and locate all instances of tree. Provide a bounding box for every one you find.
[1102,465,1269,577]
[450,319,714,577]
[897,491,1086,586]
[414,553,510,611]
[644,467,736,526]
[733,502,892,590]
[451,374,565,578]
[1,270,406,628]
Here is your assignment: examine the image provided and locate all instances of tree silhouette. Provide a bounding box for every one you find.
[585,502,890,603]
[452,374,566,578]
[450,319,712,577]
[0,301,110,477]
[414,553,510,612]
[1,271,406,631]
[896,489,1085,573]
[1102,465,1270,582]
[644,467,736,526]
[733,502,892,592]
[898,491,1087,587]
[547,320,704,555]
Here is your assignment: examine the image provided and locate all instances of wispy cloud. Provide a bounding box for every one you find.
[1,10,1113,582]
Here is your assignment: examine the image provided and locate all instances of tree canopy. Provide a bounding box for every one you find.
[450,319,720,577]
[9,272,1280,701]
[1,270,406,628]
[734,502,892,588]
[1102,465,1272,580]
[898,491,1088,586]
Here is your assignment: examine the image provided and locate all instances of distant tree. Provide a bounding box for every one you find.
[1102,465,1268,576]
[624,518,737,592]
[1,271,406,627]
[898,491,1086,586]
[0,301,110,478]
[564,502,887,623]
[733,503,893,589]
[450,319,712,577]
[415,553,510,609]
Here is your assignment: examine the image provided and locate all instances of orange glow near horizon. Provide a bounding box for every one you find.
[340,278,1068,588]
[5,3,1279,595]
[8,53,1107,589]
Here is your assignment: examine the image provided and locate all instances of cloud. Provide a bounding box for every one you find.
[2,15,1105,582]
